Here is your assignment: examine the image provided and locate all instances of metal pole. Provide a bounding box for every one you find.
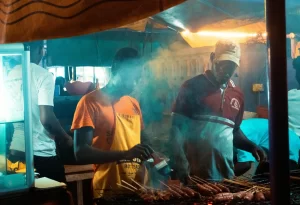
[23,45,34,187]
[266,0,290,204]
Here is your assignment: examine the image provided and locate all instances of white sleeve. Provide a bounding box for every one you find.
[38,73,54,106]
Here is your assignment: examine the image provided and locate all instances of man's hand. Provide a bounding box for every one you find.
[57,135,73,148]
[251,146,267,162]
[64,136,74,147]
[124,144,153,161]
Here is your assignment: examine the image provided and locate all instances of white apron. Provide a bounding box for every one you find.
[173,113,235,181]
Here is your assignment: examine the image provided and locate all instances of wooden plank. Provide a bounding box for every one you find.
[64,165,93,174]
[66,173,94,182]
[77,181,84,205]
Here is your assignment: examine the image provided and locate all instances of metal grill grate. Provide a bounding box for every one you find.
[93,174,300,205]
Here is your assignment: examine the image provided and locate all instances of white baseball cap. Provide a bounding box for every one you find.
[214,39,241,67]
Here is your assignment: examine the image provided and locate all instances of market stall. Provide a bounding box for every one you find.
[0,0,298,205]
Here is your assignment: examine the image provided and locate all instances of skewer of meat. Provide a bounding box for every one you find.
[172,184,196,197]
[193,175,230,192]
[126,179,160,201]
[192,176,222,193]
[189,177,213,196]
[214,190,250,202]
[214,186,260,203]
[159,180,182,198]
[191,177,218,193]
[213,182,230,192]
[224,178,270,192]
[213,191,252,203]
[243,191,255,201]
[263,190,271,200]
[254,191,266,201]
[119,180,176,202]
[116,183,136,193]
[169,185,189,197]
[129,178,148,193]
[117,182,154,201]
[156,190,172,200]
[213,193,234,202]
[121,180,138,191]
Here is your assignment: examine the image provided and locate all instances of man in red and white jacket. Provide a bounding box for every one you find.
[170,39,266,182]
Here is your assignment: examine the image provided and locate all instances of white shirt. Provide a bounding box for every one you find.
[288,89,300,136]
[7,63,56,157]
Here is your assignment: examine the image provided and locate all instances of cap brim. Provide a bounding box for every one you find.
[216,54,240,67]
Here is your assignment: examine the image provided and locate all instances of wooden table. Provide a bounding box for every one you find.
[64,165,94,205]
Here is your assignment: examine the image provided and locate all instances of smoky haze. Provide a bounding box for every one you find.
[128,41,210,187]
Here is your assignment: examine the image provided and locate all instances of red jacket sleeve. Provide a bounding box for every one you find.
[234,92,245,130]
[172,82,193,118]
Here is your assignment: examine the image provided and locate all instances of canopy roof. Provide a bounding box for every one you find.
[150,0,300,33]
[2,0,300,44]
[0,0,185,44]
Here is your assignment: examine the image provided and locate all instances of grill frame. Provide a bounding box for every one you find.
[93,174,300,205]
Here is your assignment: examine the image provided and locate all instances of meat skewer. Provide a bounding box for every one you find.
[263,190,271,200]
[224,178,270,191]
[189,177,213,196]
[129,178,147,192]
[254,191,266,201]
[214,189,252,202]
[192,175,230,193]
[214,193,234,202]
[116,183,136,192]
[193,175,230,193]
[243,191,255,201]
[214,185,268,203]
[172,184,196,197]
[159,180,182,198]
[189,177,218,194]
[213,182,230,192]
[121,180,138,191]
[169,185,189,197]
[118,180,198,202]
[192,176,222,193]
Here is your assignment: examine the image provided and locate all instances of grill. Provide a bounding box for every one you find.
[93,174,300,205]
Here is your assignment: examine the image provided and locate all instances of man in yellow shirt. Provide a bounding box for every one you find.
[71,48,152,198]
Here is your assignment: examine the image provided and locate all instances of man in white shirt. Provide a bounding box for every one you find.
[6,41,72,182]
[288,56,300,137]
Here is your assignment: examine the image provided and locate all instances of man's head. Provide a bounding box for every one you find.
[24,41,44,65]
[293,56,300,86]
[110,47,141,93]
[210,39,241,85]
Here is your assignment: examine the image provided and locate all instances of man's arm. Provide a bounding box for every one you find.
[169,83,193,183]
[233,128,257,152]
[38,72,72,145]
[234,161,252,176]
[74,126,152,164]
[169,115,190,183]
[39,105,72,145]
[232,95,266,162]
[233,128,266,162]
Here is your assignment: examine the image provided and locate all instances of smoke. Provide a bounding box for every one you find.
[131,40,210,126]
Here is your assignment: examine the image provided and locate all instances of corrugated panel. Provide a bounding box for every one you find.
[0,0,185,43]
[154,0,265,32]
[120,18,167,31]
